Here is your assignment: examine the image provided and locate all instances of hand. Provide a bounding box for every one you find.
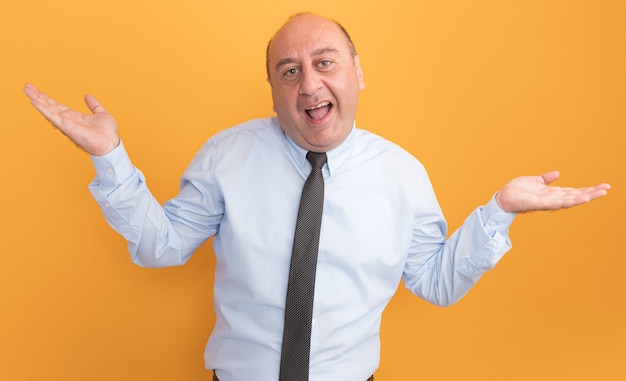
[24,83,120,156]
[496,171,611,213]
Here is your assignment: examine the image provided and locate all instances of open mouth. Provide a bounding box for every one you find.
[305,101,333,122]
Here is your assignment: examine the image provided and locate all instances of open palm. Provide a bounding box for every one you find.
[496,171,610,213]
[24,83,120,156]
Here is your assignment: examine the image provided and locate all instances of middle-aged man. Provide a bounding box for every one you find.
[24,12,609,381]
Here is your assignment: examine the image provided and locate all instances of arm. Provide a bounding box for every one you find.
[88,142,221,267]
[24,84,220,267]
[404,194,515,307]
[403,170,610,307]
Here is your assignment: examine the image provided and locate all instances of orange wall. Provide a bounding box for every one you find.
[2,1,625,380]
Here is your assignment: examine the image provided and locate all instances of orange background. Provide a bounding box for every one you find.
[1,0,625,380]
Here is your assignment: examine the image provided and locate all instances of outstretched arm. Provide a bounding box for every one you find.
[496,170,610,213]
[23,83,120,156]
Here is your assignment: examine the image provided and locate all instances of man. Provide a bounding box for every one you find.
[24,13,609,381]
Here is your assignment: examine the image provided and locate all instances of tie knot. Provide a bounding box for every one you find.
[306,151,327,169]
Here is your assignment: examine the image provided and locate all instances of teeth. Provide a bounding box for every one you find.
[306,102,330,110]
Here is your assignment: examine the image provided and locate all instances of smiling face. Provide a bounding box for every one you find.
[267,14,365,152]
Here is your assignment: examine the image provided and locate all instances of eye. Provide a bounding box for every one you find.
[283,67,300,78]
[318,60,333,69]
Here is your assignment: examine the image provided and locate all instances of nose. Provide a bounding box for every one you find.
[298,67,323,96]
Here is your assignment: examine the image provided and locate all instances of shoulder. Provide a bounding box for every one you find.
[193,117,284,156]
[210,117,282,145]
[183,117,285,172]
[351,128,425,171]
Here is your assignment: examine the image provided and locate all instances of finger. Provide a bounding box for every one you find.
[29,96,72,127]
[595,183,611,191]
[24,84,48,104]
[25,85,70,114]
[575,184,611,194]
[560,187,609,208]
[540,170,560,185]
[24,84,52,107]
[23,83,40,100]
[84,94,107,114]
[585,187,609,201]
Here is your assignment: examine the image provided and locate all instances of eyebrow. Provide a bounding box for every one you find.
[274,47,339,71]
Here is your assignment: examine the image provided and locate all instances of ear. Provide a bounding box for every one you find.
[267,78,277,113]
[354,55,365,90]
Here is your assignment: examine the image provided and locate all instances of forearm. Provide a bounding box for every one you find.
[403,195,517,306]
[88,141,213,267]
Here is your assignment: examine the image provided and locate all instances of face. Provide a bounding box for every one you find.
[267,14,365,152]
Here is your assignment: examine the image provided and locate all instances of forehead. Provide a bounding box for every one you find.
[268,15,351,63]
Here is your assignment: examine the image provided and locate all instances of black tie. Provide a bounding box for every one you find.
[279,151,327,381]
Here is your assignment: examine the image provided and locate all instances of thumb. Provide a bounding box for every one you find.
[540,170,561,185]
[84,94,108,114]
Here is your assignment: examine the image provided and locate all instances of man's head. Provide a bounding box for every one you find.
[266,13,365,153]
